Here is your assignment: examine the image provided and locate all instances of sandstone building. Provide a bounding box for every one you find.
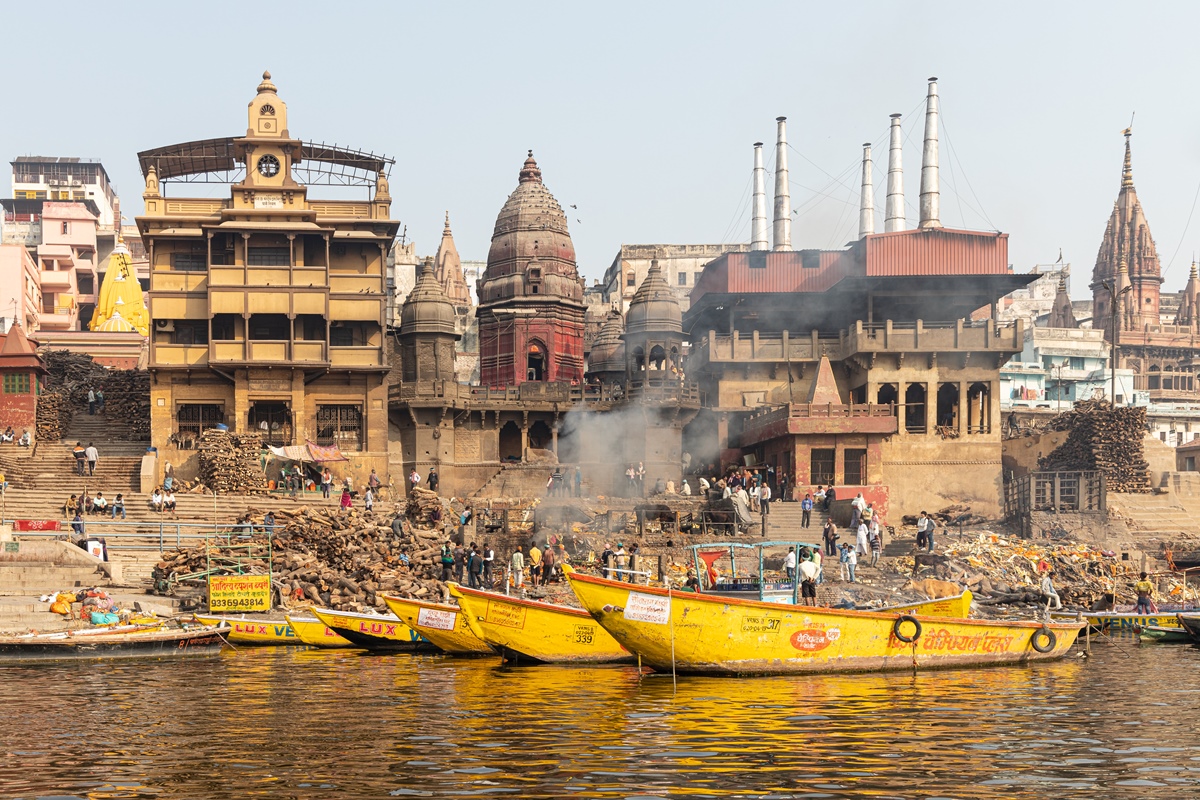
[139,73,398,484]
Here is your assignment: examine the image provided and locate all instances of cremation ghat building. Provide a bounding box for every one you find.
[139,72,398,483]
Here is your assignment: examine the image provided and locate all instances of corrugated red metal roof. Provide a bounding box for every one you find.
[690,228,1009,307]
[863,228,1008,276]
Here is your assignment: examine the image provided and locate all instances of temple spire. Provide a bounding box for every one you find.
[1122,129,1134,188]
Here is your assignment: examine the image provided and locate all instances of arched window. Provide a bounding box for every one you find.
[527,340,547,382]
[649,345,666,370]
[633,346,646,372]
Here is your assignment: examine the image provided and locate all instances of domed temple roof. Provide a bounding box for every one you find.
[478,152,583,306]
[588,309,626,375]
[401,257,458,336]
[624,259,682,336]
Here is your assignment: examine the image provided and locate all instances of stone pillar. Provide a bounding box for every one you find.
[520,414,529,463]
[551,424,559,457]
[989,379,1000,435]
[926,381,936,435]
[958,380,968,437]
[897,381,906,435]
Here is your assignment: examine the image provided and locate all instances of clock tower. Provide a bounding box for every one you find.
[233,71,304,208]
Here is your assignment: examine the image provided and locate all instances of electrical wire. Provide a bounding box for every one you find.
[1163,170,1200,278]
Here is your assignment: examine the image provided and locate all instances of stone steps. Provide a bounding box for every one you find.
[0,563,112,595]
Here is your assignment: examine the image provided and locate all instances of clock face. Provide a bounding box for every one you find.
[257,154,280,177]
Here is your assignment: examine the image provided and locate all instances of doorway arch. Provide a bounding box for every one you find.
[499,421,522,461]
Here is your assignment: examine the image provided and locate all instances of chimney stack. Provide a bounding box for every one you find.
[859,143,875,238]
[919,77,941,229]
[884,113,905,232]
[751,142,769,251]
[773,116,791,250]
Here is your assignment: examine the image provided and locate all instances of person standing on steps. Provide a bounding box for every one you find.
[96,388,105,414]
[574,465,582,498]
[321,467,332,499]
[800,493,813,529]
[822,518,838,557]
[73,443,87,476]
[87,388,96,415]
[427,468,439,494]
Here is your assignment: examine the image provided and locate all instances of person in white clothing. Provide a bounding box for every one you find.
[783,547,797,580]
[856,522,870,556]
[797,550,819,605]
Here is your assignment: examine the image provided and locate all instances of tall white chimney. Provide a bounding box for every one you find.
[773,116,791,250]
[919,77,941,229]
[884,113,905,232]
[751,142,769,250]
[859,142,875,238]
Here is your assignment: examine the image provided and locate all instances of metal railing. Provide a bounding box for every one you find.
[3,516,280,554]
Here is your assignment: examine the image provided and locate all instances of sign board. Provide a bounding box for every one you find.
[416,607,457,631]
[253,194,284,209]
[13,520,61,532]
[4,542,18,553]
[624,591,671,625]
[208,575,271,613]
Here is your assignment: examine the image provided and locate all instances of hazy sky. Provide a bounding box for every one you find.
[5,1,1200,297]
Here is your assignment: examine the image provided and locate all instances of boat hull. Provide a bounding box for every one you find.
[285,615,353,648]
[381,595,494,656]
[0,626,228,661]
[193,615,303,645]
[1138,625,1193,644]
[1068,611,1185,632]
[310,608,437,652]
[1175,614,1200,642]
[564,570,1083,676]
[449,583,635,664]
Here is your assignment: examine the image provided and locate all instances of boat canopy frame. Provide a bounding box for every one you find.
[691,540,822,604]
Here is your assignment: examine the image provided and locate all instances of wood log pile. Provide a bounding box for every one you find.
[151,507,448,611]
[197,429,267,494]
[102,370,151,441]
[405,487,448,526]
[35,387,71,443]
[901,504,987,527]
[34,351,151,441]
[1037,400,1150,493]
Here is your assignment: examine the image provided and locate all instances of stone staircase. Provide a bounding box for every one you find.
[14,411,146,493]
[0,485,350,587]
[473,464,557,498]
[1109,491,1200,547]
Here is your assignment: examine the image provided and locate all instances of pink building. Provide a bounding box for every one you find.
[35,201,100,331]
[0,244,41,333]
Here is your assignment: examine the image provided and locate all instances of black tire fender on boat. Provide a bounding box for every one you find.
[1031,625,1057,653]
[892,614,922,643]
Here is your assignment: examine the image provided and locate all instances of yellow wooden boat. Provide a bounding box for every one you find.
[310,607,436,652]
[563,567,1085,676]
[381,595,494,656]
[449,583,635,664]
[193,614,303,646]
[284,614,353,648]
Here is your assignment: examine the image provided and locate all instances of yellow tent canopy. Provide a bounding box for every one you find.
[90,240,149,336]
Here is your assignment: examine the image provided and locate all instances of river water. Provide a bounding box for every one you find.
[2,640,1199,799]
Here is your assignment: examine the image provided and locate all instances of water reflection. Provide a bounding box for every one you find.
[1,643,1198,798]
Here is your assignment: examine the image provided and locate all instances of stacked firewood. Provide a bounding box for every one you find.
[1038,400,1150,493]
[102,370,151,441]
[35,387,72,442]
[405,487,448,527]
[152,507,448,611]
[197,429,266,494]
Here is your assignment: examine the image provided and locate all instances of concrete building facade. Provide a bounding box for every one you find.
[139,72,398,486]
[602,243,750,313]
